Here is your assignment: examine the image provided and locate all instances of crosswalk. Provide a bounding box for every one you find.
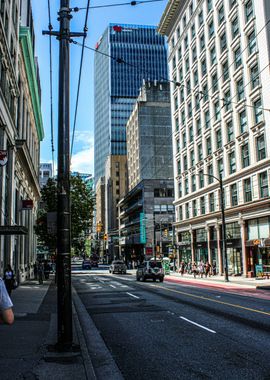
[75,276,131,292]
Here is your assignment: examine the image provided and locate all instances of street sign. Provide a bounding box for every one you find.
[140,212,146,243]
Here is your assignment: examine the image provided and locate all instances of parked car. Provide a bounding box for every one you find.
[82,260,91,270]
[136,260,164,282]
[109,260,127,274]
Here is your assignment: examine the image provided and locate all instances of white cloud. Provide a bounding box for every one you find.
[71,144,94,174]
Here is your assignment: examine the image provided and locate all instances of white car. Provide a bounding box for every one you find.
[109,260,127,274]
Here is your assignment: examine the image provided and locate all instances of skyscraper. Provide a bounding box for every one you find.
[94,23,168,184]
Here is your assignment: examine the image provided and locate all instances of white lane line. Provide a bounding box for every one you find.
[110,285,116,288]
[180,316,216,334]
[126,292,140,299]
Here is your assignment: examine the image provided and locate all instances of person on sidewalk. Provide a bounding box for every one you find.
[205,262,211,278]
[192,262,198,278]
[179,261,185,276]
[3,264,14,296]
[198,260,204,278]
[0,277,14,325]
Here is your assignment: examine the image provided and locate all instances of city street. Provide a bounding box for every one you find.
[72,266,270,380]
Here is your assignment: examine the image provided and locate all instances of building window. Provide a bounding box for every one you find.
[236,78,245,101]
[184,177,189,194]
[202,83,208,102]
[178,45,182,61]
[245,0,254,23]
[183,14,187,28]
[257,135,266,161]
[248,30,256,55]
[184,35,189,50]
[180,87,184,102]
[218,5,224,25]
[220,32,227,52]
[207,0,212,13]
[200,33,205,51]
[254,98,263,124]
[227,120,234,142]
[224,89,231,112]
[189,126,194,142]
[185,203,190,219]
[244,178,252,202]
[231,16,239,39]
[234,47,242,69]
[199,10,204,26]
[191,23,195,39]
[179,66,183,81]
[215,129,222,150]
[218,159,223,178]
[186,79,191,95]
[250,63,260,89]
[214,101,221,121]
[229,151,236,174]
[222,60,229,82]
[205,109,210,129]
[174,95,178,111]
[196,118,201,135]
[259,171,269,198]
[208,164,214,184]
[210,45,216,66]
[178,180,182,197]
[194,69,199,86]
[209,193,215,212]
[230,0,237,9]
[192,46,197,63]
[176,138,180,153]
[239,109,247,133]
[199,170,204,188]
[190,150,195,166]
[241,143,250,168]
[195,93,200,110]
[201,58,207,76]
[206,136,212,155]
[190,2,194,16]
[192,174,196,192]
[185,56,190,73]
[192,199,197,217]
[200,197,205,215]
[183,154,188,171]
[198,143,203,161]
[175,117,179,131]
[188,101,192,118]
[177,160,181,175]
[212,72,218,93]
[231,183,238,206]
[183,132,187,147]
[179,205,183,220]
[181,109,185,125]
[177,27,180,39]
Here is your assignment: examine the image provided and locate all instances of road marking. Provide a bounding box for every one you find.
[126,292,140,299]
[152,284,270,316]
[110,285,116,288]
[180,316,216,334]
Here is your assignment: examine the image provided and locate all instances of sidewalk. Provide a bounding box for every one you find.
[166,271,270,290]
[0,278,89,380]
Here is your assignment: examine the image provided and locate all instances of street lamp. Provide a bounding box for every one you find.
[197,172,229,282]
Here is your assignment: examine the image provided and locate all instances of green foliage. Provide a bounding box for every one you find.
[35,175,95,254]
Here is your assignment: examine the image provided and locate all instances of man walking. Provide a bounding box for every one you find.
[0,277,14,325]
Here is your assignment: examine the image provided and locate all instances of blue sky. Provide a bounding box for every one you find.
[31,0,168,175]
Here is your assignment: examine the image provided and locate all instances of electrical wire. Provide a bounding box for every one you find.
[71,0,164,11]
[70,0,91,158]
[47,0,55,176]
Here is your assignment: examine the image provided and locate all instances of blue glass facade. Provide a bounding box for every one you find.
[94,24,168,183]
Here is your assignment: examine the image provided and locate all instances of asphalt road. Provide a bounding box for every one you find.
[72,267,270,380]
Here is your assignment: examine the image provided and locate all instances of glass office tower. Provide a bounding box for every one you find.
[94,24,168,183]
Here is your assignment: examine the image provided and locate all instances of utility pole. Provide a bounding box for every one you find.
[43,1,86,350]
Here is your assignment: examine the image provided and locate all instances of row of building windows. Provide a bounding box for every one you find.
[178,170,269,221]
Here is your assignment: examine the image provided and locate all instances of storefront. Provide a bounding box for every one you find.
[209,227,219,270]
[178,231,192,263]
[226,222,242,275]
[194,229,208,264]
[246,216,270,276]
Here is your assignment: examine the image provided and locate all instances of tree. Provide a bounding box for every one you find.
[35,175,95,254]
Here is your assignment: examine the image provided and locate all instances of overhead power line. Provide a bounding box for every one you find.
[47,0,55,176]
[71,0,164,11]
[70,0,91,158]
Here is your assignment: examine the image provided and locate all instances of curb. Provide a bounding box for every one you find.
[72,286,124,380]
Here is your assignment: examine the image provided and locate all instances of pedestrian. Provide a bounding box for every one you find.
[0,277,14,325]
[33,262,38,280]
[179,261,185,276]
[37,262,44,284]
[3,264,14,296]
[205,262,211,278]
[192,262,198,278]
[187,261,192,274]
[198,260,204,278]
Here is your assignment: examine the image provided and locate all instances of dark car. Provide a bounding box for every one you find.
[136,260,164,282]
[109,260,127,274]
[82,260,91,270]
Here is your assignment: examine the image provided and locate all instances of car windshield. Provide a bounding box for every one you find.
[149,261,162,268]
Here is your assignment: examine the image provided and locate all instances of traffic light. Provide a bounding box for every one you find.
[104,234,108,241]
[164,229,168,237]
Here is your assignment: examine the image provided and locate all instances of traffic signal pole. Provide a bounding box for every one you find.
[43,1,86,350]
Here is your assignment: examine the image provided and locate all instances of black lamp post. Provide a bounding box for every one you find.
[197,172,229,282]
